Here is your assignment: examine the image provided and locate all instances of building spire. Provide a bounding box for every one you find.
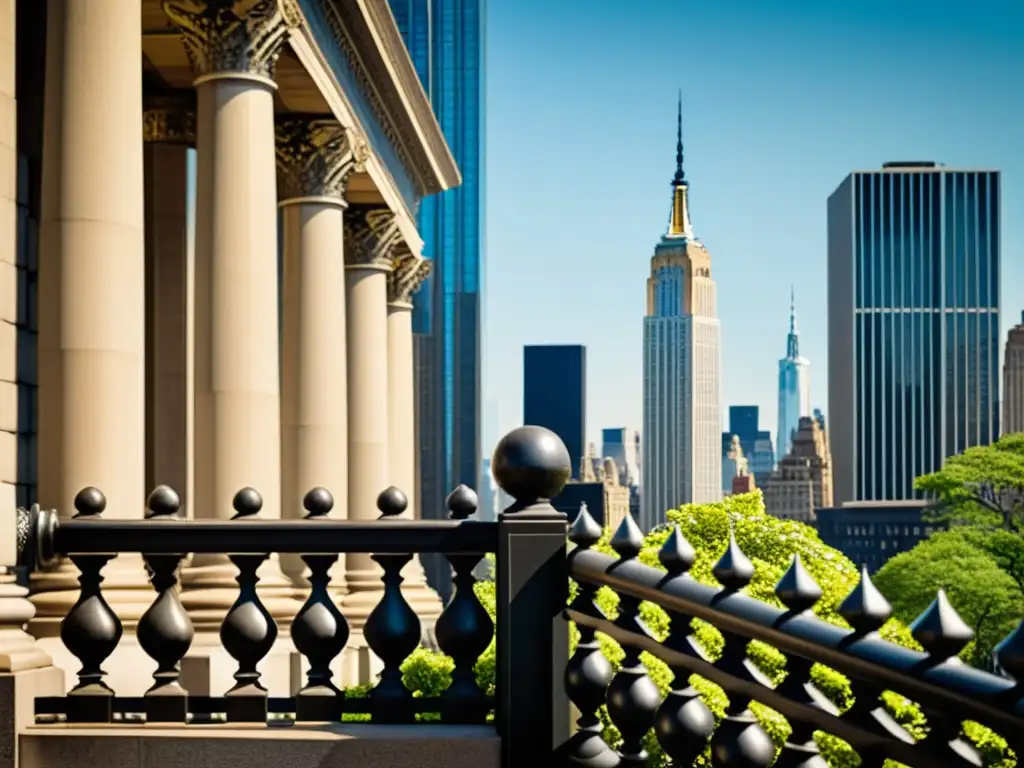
[667,91,694,239]
[787,286,800,358]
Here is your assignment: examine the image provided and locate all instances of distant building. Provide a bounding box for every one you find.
[815,501,938,573]
[721,406,774,488]
[828,162,1001,503]
[721,435,750,496]
[732,474,756,495]
[552,448,631,532]
[523,345,586,477]
[763,416,833,522]
[641,97,722,532]
[777,288,812,458]
[1003,312,1024,435]
[602,427,641,486]
[477,458,499,522]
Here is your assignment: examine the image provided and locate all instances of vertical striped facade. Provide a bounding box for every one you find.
[828,164,1000,504]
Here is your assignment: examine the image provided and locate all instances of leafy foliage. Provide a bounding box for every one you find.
[381,496,1014,766]
[874,530,1024,668]
[916,433,1024,530]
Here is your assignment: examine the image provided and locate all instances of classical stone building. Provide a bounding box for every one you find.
[1,0,460,695]
[1003,312,1024,435]
[762,416,833,522]
[552,448,631,533]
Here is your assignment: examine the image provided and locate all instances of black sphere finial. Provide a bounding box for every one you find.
[73,486,107,518]
[145,485,181,519]
[232,487,263,519]
[446,484,479,520]
[377,486,408,518]
[491,425,571,504]
[303,487,334,518]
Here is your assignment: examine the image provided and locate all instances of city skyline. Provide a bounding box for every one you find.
[484,0,1023,453]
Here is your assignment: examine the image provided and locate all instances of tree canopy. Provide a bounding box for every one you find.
[916,433,1024,530]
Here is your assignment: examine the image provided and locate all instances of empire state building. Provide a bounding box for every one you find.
[640,98,722,531]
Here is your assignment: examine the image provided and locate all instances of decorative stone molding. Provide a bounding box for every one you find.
[275,116,369,202]
[163,0,301,81]
[143,107,197,145]
[344,205,403,271]
[387,256,431,308]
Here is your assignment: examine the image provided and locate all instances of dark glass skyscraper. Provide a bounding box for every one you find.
[828,163,1000,504]
[524,345,587,475]
[388,2,485,531]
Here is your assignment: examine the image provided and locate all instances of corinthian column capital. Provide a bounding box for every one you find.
[143,92,197,145]
[388,256,431,308]
[162,0,301,83]
[275,116,369,203]
[344,205,403,271]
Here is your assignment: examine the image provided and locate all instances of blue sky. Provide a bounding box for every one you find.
[482,0,1024,453]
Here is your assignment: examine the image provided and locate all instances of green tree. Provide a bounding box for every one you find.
[873,530,1024,668]
[916,433,1024,530]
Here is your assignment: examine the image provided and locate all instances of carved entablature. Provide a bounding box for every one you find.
[143,92,197,145]
[275,116,371,201]
[387,255,431,308]
[344,205,403,271]
[163,0,301,81]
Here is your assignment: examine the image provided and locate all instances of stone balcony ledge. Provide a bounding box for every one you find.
[19,723,499,768]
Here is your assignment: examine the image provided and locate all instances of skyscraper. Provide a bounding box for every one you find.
[777,288,811,458]
[1003,312,1024,435]
[601,427,641,487]
[641,98,722,531]
[828,162,1000,504]
[720,406,774,489]
[389,0,486,528]
[523,345,587,475]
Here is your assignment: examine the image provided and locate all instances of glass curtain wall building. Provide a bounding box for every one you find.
[389,0,485,595]
[827,163,1000,504]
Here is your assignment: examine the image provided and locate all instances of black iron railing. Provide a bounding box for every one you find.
[559,508,1024,768]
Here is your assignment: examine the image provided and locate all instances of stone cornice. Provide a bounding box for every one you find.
[312,0,461,197]
[275,115,370,201]
[163,0,301,81]
[344,205,402,270]
[387,255,431,307]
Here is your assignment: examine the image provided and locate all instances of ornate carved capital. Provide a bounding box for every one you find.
[388,256,431,307]
[344,205,403,271]
[162,0,301,82]
[275,116,368,201]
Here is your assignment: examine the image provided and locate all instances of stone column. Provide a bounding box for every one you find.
[33,0,151,678]
[341,206,401,632]
[276,116,361,595]
[143,95,194,517]
[387,255,443,625]
[163,0,301,694]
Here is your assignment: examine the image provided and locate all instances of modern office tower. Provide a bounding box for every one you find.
[777,288,811,458]
[828,162,1001,503]
[1003,313,1024,434]
[602,427,641,486]
[641,97,722,531]
[523,345,587,475]
[721,405,775,488]
[389,0,486,528]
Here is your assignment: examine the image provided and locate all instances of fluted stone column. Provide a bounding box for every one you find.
[341,206,401,632]
[33,0,151,689]
[163,0,301,695]
[388,255,443,626]
[143,95,194,517]
[276,116,362,595]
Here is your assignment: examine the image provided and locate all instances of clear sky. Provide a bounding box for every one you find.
[481,0,1024,455]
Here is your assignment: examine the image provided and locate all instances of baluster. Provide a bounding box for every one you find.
[708,529,775,768]
[363,486,421,723]
[835,566,910,768]
[604,513,662,767]
[220,488,277,723]
[654,525,716,766]
[435,484,494,724]
[137,485,193,723]
[60,487,123,723]
[292,487,349,722]
[560,506,618,766]
[772,555,831,768]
